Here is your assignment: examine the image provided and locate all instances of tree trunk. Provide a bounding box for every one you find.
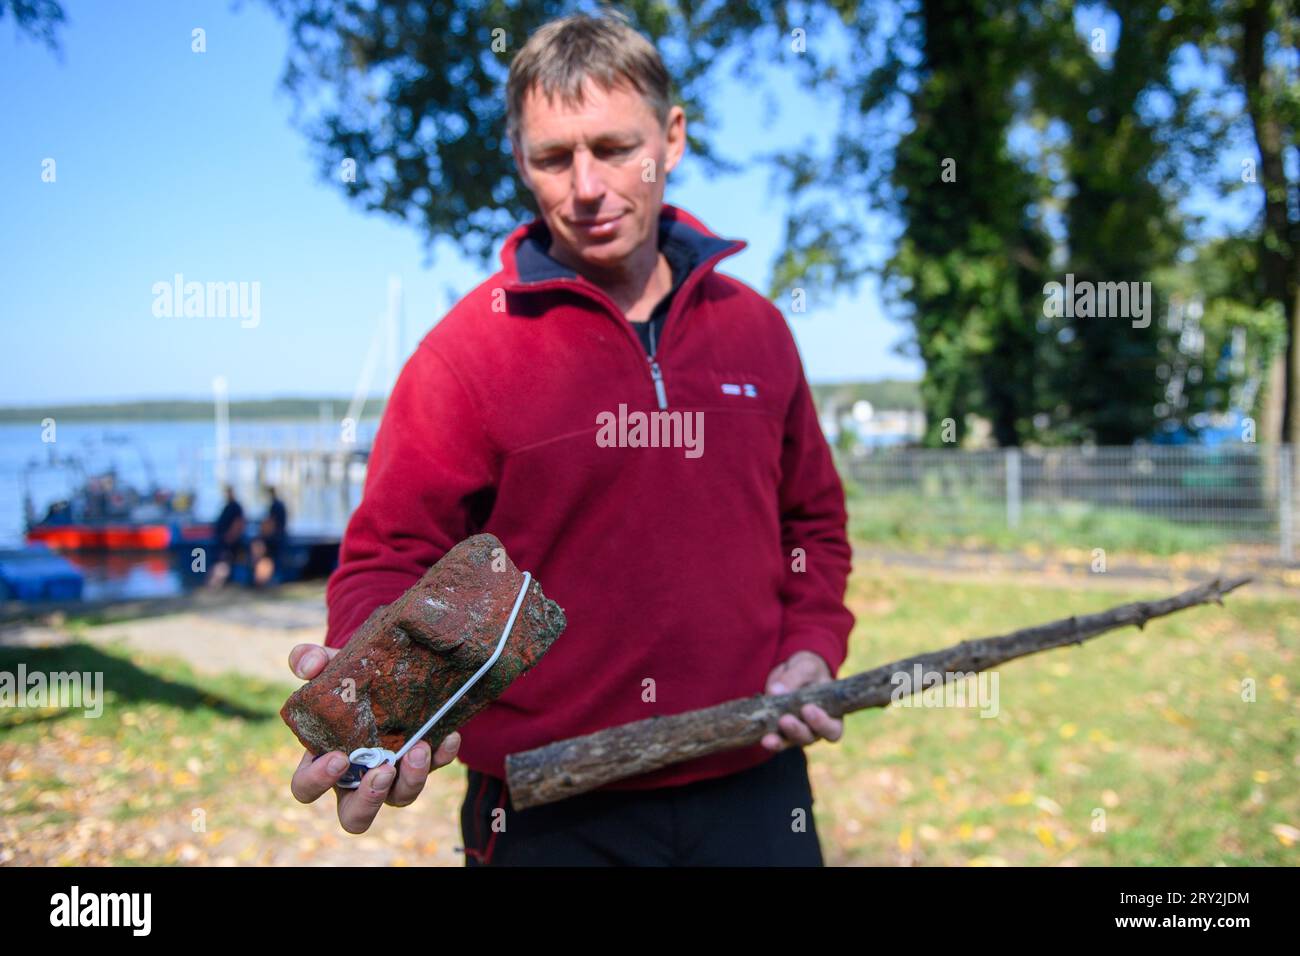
[1240,0,1299,444]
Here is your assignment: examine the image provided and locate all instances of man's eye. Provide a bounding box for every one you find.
[597,145,634,159]
[534,154,567,168]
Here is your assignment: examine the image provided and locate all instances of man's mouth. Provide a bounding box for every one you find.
[571,212,624,238]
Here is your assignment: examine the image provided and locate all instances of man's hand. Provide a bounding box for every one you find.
[286,643,461,834]
[762,650,844,752]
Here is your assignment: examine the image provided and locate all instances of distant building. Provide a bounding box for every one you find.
[820,396,925,449]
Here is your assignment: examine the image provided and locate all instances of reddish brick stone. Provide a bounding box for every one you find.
[281,533,565,757]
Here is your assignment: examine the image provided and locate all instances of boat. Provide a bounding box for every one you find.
[22,442,211,553]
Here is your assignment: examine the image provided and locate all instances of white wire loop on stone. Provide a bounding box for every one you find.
[335,571,532,790]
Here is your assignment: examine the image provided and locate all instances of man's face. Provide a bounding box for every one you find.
[512,77,685,274]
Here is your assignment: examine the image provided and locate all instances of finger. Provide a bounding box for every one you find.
[801,704,844,742]
[291,749,349,803]
[289,644,336,680]
[386,742,431,808]
[386,732,460,807]
[432,732,461,769]
[761,732,789,752]
[777,713,817,746]
[336,763,397,834]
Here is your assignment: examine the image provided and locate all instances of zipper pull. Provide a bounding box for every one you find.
[649,359,668,410]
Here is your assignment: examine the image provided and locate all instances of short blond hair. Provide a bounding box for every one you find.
[505,11,673,145]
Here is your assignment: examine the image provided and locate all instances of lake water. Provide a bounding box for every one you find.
[0,418,379,600]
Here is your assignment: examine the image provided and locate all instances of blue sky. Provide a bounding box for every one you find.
[0,0,918,407]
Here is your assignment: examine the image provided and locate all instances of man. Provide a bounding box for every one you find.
[206,484,245,589]
[250,485,288,586]
[288,12,854,865]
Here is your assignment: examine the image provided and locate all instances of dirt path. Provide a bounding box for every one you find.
[82,590,328,684]
[1,585,328,682]
[854,546,1300,598]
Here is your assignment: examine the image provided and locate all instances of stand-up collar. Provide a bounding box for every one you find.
[500,202,745,288]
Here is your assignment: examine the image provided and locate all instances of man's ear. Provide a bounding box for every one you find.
[662,105,686,176]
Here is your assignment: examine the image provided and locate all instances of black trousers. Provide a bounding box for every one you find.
[460,747,823,866]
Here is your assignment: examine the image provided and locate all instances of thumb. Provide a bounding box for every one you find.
[766,661,794,696]
[289,643,338,680]
[772,652,827,694]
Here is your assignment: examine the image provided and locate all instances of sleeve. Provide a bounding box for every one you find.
[324,342,497,648]
[773,339,856,678]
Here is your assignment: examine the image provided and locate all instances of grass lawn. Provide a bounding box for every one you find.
[1,567,1296,865]
[820,570,1299,865]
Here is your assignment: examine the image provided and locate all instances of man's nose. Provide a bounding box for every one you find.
[571,149,605,204]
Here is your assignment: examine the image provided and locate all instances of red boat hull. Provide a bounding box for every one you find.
[29,524,177,551]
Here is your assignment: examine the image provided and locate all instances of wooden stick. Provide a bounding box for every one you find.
[505,576,1252,809]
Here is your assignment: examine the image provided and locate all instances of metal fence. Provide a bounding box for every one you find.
[840,444,1297,560]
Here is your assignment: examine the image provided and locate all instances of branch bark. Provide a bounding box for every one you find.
[505,576,1252,809]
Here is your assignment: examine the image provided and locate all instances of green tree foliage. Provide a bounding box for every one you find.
[203,2,1300,447]
[1152,237,1286,436]
[768,1,1054,447]
[889,1,1053,447]
[1031,1,1212,444]
[769,0,1288,447]
[0,0,65,50]
[1203,0,1299,443]
[264,0,791,262]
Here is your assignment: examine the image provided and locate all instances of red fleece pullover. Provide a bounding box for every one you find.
[324,203,855,790]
